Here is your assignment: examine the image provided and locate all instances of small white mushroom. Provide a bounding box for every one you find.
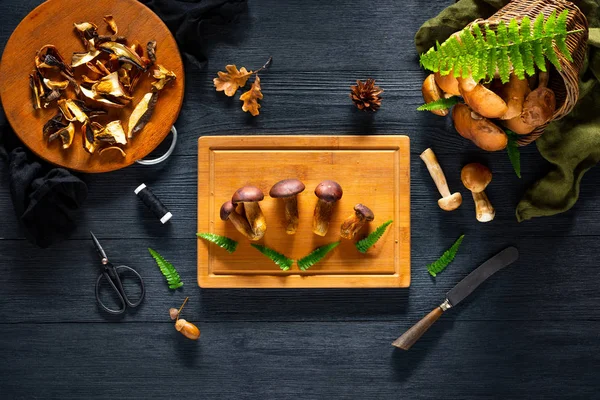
[420,148,462,211]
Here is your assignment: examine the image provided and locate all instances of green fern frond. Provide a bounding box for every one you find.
[419,11,577,82]
[356,220,394,254]
[427,235,465,277]
[148,248,183,289]
[520,17,536,76]
[297,242,340,271]
[506,130,521,178]
[533,13,545,39]
[417,96,460,112]
[196,232,238,253]
[251,244,294,271]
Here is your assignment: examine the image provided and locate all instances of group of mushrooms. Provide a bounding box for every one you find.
[32,16,176,156]
[421,148,495,222]
[220,179,375,241]
[423,69,556,150]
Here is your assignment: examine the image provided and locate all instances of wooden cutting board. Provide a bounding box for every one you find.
[197,135,410,288]
[0,0,184,173]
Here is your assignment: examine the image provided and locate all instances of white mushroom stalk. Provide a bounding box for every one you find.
[420,148,462,211]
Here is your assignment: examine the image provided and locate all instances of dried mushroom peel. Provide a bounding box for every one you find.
[71,50,101,68]
[48,122,75,149]
[31,16,176,156]
[128,92,158,138]
[103,15,118,35]
[151,64,176,91]
[98,42,147,71]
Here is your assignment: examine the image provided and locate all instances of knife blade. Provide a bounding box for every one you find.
[446,246,519,307]
[392,246,519,350]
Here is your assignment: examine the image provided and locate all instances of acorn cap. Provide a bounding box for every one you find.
[461,163,492,193]
[354,204,374,221]
[314,180,343,202]
[232,186,264,204]
[269,179,305,198]
[219,201,236,220]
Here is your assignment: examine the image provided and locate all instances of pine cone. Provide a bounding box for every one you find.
[350,79,383,112]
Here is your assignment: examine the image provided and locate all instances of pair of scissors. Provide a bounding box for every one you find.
[91,232,145,314]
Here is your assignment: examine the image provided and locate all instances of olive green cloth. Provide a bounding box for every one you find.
[415,0,600,221]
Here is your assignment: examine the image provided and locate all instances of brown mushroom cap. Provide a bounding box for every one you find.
[434,71,461,96]
[220,201,236,220]
[461,163,492,193]
[314,180,343,202]
[452,104,508,151]
[232,186,264,204]
[460,83,508,119]
[269,179,305,198]
[495,74,531,120]
[521,87,556,127]
[422,74,448,116]
[354,204,374,221]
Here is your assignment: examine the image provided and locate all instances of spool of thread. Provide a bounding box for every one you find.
[134,183,172,224]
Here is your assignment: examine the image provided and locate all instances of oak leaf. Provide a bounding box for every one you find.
[239,75,263,116]
[213,65,253,97]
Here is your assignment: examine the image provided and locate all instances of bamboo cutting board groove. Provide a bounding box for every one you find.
[0,0,184,173]
[197,136,410,288]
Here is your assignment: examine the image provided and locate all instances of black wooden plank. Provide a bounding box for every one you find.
[0,321,598,399]
[3,151,600,240]
[0,236,598,323]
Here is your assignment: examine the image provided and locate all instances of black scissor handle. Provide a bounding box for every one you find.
[95,265,145,314]
[96,271,126,314]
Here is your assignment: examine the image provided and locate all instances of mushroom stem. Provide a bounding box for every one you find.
[313,199,334,236]
[420,148,462,211]
[340,213,367,239]
[472,191,495,222]
[420,148,450,198]
[228,210,259,240]
[283,196,299,235]
[242,202,266,240]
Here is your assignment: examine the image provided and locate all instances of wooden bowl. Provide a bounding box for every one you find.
[0,0,184,173]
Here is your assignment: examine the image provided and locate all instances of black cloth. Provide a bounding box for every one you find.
[0,124,88,248]
[140,0,248,68]
[0,0,247,247]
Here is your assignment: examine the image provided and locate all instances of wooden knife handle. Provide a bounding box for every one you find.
[392,306,444,350]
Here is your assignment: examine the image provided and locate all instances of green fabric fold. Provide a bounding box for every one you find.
[415,0,600,222]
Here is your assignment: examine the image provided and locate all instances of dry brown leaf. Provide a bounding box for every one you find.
[240,75,263,116]
[214,65,253,97]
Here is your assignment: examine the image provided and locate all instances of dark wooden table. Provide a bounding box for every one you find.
[1,1,599,398]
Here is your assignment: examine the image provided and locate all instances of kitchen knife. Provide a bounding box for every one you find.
[392,246,519,350]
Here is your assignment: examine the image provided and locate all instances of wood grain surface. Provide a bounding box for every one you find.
[197,135,410,288]
[0,0,184,173]
[1,0,600,399]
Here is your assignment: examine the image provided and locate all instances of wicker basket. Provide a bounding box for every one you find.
[467,0,589,146]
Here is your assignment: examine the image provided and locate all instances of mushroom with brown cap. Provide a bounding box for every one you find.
[496,74,531,120]
[422,74,449,116]
[503,71,555,134]
[452,104,508,151]
[434,71,461,96]
[461,163,495,222]
[420,148,462,211]
[520,71,556,127]
[340,204,374,239]
[269,179,305,235]
[313,180,343,236]
[220,201,257,240]
[460,82,508,119]
[232,186,266,240]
